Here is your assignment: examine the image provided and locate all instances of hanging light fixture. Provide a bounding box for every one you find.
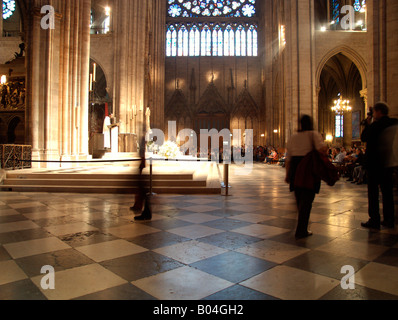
[331,94,352,114]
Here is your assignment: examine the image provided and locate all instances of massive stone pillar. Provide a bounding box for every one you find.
[112,0,165,140]
[367,0,398,117]
[385,0,398,117]
[264,0,317,146]
[24,0,91,166]
[113,0,147,137]
[285,0,317,131]
[79,0,91,156]
[149,0,166,132]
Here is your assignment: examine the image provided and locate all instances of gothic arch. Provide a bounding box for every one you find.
[317,51,365,146]
[232,87,259,119]
[7,115,24,144]
[165,89,191,119]
[196,82,228,116]
[316,46,367,91]
[89,58,110,99]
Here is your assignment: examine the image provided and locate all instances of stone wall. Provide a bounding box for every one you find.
[0,38,21,64]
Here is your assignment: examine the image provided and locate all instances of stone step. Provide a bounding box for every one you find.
[5,172,194,181]
[1,161,222,195]
[3,178,207,187]
[0,184,221,194]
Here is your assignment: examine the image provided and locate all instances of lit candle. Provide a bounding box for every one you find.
[89,74,93,91]
[93,63,97,82]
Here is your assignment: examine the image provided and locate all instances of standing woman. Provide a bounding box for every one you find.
[285,115,327,239]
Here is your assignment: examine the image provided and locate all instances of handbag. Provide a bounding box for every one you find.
[294,132,339,190]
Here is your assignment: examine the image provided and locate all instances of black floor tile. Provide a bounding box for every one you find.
[128,231,190,250]
[201,218,252,231]
[283,250,369,280]
[201,209,249,217]
[74,283,157,300]
[0,246,11,261]
[202,284,279,300]
[33,215,85,228]
[191,251,276,283]
[341,229,398,247]
[0,279,47,300]
[196,231,262,250]
[0,214,29,224]
[86,217,132,230]
[60,231,119,248]
[259,217,298,229]
[100,251,184,282]
[268,232,335,250]
[320,284,398,300]
[0,228,52,245]
[141,218,193,231]
[373,248,398,267]
[15,248,94,277]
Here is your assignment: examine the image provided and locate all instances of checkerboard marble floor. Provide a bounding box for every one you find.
[1,164,398,300]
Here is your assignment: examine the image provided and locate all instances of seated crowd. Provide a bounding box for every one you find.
[328,146,367,185]
[254,145,286,167]
[253,144,370,186]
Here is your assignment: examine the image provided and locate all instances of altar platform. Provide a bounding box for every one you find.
[0,154,223,195]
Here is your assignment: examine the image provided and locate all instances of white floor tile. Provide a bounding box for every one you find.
[0,260,28,285]
[154,240,228,264]
[76,240,148,262]
[132,266,233,300]
[4,237,71,259]
[31,264,127,300]
[241,266,339,300]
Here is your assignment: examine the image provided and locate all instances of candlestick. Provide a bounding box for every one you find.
[89,74,93,91]
[93,63,97,82]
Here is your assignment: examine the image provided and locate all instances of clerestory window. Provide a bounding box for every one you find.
[166,0,258,57]
[3,0,16,20]
[329,0,367,31]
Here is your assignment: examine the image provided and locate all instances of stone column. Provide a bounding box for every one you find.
[281,0,316,140]
[79,0,91,157]
[25,0,92,166]
[360,88,368,116]
[0,0,3,37]
[60,0,71,157]
[72,0,81,156]
[112,0,165,143]
[386,0,398,117]
[367,0,383,108]
[113,0,153,140]
[26,10,42,157]
[150,0,166,132]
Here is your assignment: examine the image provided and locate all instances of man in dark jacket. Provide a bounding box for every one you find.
[361,102,398,229]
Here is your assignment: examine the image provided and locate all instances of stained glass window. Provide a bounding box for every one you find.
[330,0,367,27]
[3,0,16,20]
[166,23,257,57]
[168,0,256,18]
[335,115,344,138]
[166,1,258,57]
[331,0,340,24]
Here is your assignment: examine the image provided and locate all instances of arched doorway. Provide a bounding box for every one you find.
[318,53,365,147]
[7,116,24,144]
[88,59,112,156]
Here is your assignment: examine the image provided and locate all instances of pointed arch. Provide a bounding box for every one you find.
[196,82,228,116]
[165,89,191,119]
[316,46,367,91]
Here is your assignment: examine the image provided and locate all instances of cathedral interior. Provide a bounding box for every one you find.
[0,0,398,303]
